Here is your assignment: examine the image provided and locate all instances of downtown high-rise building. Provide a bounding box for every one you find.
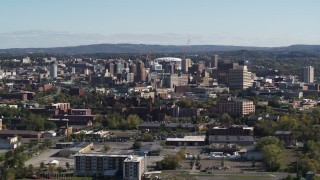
[136,61,147,82]
[50,62,58,79]
[181,58,192,73]
[228,65,252,90]
[210,55,218,68]
[303,66,314,83]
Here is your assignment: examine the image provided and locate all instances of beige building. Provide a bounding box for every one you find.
[303,66,314,83]
[59,142,93,157]
[218,99,255,116]
[181,58,192,73]
[123,156,145,180]
[228,65,252,90]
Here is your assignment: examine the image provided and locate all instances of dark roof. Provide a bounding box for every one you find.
[139,122,199,128]
[0,130,41,135]
[275,131,292,135]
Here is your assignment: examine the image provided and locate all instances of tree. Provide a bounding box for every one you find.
[141,133,153,142]
[44,121,57,130]
[3,168,15,180]
[220,113,232,125]
[25,113,45,131]
[48,164,56,174]
[43,139,53,148]
[133,141,142,149]
[104,145,111,152]
[190,161,194,169]
[256,136,283,151]
[312,107,320,117]
[262,144,283,171]
[221,157,225,167]
[5,150,13,161]
[126,115,142,129]
[65,162,70,169]
[176,99,192,108]
[40,162,45,169]
[56,167,63,173]
[28,164,34,175]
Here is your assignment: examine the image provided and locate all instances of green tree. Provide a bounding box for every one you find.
[133,141,142,149]
[220,113,232,125]
[43,139,53,148]
[3,168,16,180]
[48,164,56,174]
[28,164,34,175]
[221,157,225,167]
[126,114,142,129]
[256,136,283,151]
[44,121,57,130]
[176,99,192,108]
[57,167,63,173]
[5,150,13,161]
[40,162,45,169]
[104,145,111,152]
[262,144,283,171]
[141,133,153,142]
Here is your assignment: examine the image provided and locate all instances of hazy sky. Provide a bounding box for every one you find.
[0,0,319,48]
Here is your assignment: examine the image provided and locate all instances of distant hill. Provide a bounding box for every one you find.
[0,43,320,55]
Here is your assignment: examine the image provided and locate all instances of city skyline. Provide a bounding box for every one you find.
[0,0,319,48]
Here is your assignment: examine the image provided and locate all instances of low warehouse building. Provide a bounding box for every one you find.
[59,142,93,157]
[166,136,206,146]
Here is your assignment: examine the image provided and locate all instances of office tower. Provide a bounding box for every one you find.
[107,62,115,75]
[217,61,239,85]
[211,55,218,68]
[136,61,145,82]
[123,156,145,180]
[181,58,192,73]
[164,63,174,74]
[228,65,252,90]
[239,59,252,72]
[71,67,76,74]
[140,68,147,82]
[115,62,124,74]
[189,62,205,76]
[127,73,135,83]
[303,66,314,83]
[130,63,137,81]
[162,74,178,88]
[178,74,189,86]
[123,62,129,68]
[50,62,58,79]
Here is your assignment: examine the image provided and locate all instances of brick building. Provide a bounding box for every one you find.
[217,99,255,116]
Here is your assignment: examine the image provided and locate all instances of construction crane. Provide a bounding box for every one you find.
[183,39,191,60]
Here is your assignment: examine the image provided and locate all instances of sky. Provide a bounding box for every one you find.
[0,0,319,48]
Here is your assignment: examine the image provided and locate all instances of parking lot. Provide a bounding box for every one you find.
[24,148,74,168]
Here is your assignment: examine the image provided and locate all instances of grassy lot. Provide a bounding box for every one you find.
[161,171,275,180]
[0,152,5,161]
[281,148,298,171]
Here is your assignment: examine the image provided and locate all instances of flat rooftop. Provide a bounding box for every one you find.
[74,153,129,158]
[124,156,144,162]
[166,136,205,142]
